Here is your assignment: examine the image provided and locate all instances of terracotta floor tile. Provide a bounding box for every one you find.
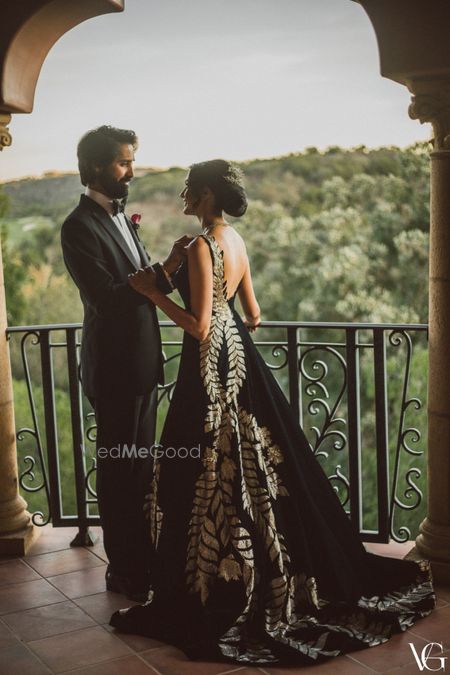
[47,564,107,599]
[69,528,102,550]
[0,643,51,674]
[435,584,450,604]
[83,526,103,542]
[0,579,66,615]
[383,666,422,675]
[26,548,104,577]
[348,629,428,671]
[28,625,131,672]
[74,591,138,624]
[0,618,20,651]
[142,644,256,675]
[0,559,41,586]
[2,600,95,642]
[83,529,108,564]
[67,654,155,673]
[408,604,450,648]
[105,622,165,652]
[87,543,108,564]
[263,654,375,674]
[24,526,80,557]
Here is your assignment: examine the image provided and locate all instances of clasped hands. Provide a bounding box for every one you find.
[128,234,193,296]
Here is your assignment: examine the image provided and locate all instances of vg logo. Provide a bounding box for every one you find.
[409,642,447,672]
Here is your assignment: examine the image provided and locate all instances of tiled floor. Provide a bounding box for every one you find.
[0,526,448,674]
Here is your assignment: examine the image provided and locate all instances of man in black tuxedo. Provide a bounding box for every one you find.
[61,125,189,600]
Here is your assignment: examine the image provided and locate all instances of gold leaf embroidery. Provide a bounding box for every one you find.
[149,234,323,643]
[148,460,163,548]
[185,234,291,610]
[219,556,242,582]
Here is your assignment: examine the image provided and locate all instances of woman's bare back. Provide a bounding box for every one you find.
[205,224,260,326]
[205,225,247,299]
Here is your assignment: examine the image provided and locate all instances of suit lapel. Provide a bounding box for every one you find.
[91,210,140,268]
[80,195,150,269]
[124,215,151,266]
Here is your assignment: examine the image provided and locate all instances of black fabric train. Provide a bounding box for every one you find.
[110,234,435,666]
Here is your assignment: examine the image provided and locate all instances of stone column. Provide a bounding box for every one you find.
[408,83,450,583]
[0,114,12,151]
[0,114,39,555]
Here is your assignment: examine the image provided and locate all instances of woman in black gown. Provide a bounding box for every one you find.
[111,159,435,665]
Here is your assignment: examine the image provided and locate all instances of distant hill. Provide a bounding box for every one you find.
[1,165,177,222]
[3,173,81,220]
[2,145,418,224]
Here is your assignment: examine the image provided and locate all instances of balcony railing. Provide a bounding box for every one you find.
[6,321,428,547]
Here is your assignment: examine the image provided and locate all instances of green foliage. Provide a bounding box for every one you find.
[2,144,431,537]
[0,187,8,218]
[0,189,28,325]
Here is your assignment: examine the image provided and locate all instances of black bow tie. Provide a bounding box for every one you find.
[111,199,126,216]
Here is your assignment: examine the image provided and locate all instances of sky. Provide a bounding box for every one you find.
[0,0,430,182]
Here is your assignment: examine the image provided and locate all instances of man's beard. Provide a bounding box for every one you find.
[98,171,129,199]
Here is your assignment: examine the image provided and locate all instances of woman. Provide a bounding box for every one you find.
[110,159,435,665]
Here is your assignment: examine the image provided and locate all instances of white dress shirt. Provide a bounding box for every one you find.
[85,187,141,269]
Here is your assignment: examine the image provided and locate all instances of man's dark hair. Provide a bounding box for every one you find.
[77,125,138,186]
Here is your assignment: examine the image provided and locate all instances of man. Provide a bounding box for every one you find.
[61,125,189,600]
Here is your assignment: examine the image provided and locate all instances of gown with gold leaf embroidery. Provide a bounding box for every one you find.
[110,234,435,665]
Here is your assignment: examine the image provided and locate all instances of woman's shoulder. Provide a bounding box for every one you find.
[187,234,211,257]
[226,226,247,255]
[212,225,246,247]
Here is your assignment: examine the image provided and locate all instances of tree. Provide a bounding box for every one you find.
[0,188,28,326]
[2,145,431,536]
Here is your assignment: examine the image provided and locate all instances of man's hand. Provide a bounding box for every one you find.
[163,235,195,275]
[128,267,158,297]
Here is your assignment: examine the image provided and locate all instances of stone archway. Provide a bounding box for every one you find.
[0,0,124,555]
[1,0,450,582]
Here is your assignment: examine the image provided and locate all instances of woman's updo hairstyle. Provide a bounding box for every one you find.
[187,159,247,217]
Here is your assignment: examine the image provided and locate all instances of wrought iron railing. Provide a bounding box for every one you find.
[6,321,428,547]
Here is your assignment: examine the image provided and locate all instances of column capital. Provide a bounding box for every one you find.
[0,113,12,150]
[408,80,450,151]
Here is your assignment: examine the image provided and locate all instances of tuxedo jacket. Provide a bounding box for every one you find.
[61,194,171,399]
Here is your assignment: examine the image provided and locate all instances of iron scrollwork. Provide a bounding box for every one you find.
[299,345,348,462]
[16,330,51,526]
[7,321,428,543]
[388,330,424,542]
[257,343,289,371]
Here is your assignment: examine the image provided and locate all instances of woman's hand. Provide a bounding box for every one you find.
[243,317,261,333]
[128,267,158,297]
[164,235,195,274]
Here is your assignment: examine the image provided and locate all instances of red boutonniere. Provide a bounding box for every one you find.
[130,213,141,231]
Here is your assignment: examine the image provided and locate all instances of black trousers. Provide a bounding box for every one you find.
[88,388,157,580]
